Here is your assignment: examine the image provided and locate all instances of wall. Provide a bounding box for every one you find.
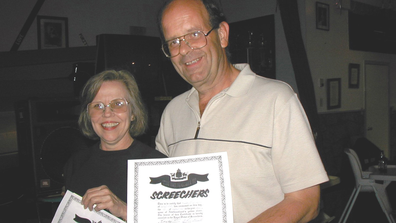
[221,0,396,113]
[0,0,162,51]
[304,0,396,162]
[0,0,395,154]
[0,0,300,90]
[304,0,396,113]
[1,0,395,107]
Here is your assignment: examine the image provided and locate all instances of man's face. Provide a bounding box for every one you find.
[161,0,228,90]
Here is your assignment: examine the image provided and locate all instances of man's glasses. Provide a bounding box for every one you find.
[87,98,129,117]
[161,27,216,58]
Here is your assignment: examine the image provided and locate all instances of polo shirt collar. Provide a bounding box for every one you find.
[226,63,256,97]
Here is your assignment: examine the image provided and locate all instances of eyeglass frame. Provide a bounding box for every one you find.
[87,98,130,116]
[161,27,217,58]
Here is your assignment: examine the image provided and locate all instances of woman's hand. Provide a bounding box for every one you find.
[82,185,127,221]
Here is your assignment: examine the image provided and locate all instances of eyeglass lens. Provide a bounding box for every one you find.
[88,98,128,116]
[163,31,208,58]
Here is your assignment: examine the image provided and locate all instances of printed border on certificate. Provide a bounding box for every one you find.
[128,152,233,223]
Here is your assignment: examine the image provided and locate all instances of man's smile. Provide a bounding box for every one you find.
[185,57,201,66]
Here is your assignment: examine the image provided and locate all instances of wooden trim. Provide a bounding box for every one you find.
[0,46,96,68]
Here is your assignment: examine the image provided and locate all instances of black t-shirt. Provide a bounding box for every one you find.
[64,140,167,202]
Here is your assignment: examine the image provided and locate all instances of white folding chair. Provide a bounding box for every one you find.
[339,148,395,223]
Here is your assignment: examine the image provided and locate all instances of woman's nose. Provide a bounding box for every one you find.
[102,106,113,117]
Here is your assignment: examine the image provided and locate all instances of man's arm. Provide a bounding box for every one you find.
[248,185,320,223]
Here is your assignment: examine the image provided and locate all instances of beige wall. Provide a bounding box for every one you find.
[305,0,396,113]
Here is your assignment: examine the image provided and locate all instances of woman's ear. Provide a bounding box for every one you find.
[130,114,135,122]
[218,21,230,48]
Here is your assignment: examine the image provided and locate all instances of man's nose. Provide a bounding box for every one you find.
[179,39,193,56]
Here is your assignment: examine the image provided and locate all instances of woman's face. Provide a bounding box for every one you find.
[90,81,134,150]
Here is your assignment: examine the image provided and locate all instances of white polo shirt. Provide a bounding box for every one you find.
[156,64,328,223]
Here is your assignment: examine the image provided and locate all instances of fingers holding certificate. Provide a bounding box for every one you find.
[52,190,126,223]
[81,185,127,219]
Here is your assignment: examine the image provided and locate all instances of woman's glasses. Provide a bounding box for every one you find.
[87,98,129,117]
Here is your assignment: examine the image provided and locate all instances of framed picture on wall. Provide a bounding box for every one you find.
[316,2,330,31]
[348,63,360,88]
[37,16,69,49]
[327,78,341,109]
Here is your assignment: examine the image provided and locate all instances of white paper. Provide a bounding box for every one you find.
[128,152,233,223]
[52,190,126,223]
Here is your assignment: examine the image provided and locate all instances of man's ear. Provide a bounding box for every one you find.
[217,21,230,48]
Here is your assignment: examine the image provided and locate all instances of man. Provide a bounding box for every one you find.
[155,0,329,222]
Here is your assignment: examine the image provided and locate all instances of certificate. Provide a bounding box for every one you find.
[52,190,125,223]
[128,152,233,223]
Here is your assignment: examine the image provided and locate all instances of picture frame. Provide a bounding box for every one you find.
[348,63,360,88]
[327,78,341,110]
[316,2,330,31]
[37,16,68,49]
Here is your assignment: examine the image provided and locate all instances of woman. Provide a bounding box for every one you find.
[64,69,166,221]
